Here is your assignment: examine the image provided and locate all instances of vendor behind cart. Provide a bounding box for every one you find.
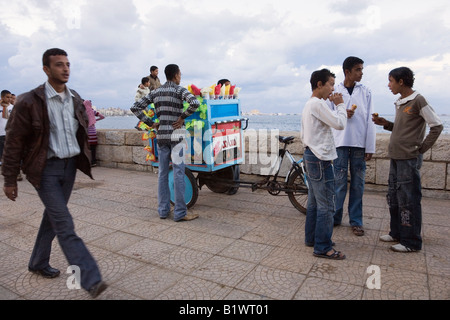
[131,64,200,222]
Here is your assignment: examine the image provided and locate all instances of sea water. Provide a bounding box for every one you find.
[95,114,450,134]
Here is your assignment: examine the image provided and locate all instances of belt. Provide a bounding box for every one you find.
[48,156,73,165]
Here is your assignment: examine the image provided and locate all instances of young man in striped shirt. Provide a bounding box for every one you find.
[131,64,200,222]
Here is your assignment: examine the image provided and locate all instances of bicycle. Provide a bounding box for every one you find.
[196,135,309,214]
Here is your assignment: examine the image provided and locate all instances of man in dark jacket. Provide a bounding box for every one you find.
[2,48,107,298]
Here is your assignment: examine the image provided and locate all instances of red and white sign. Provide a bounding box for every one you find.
[212,121,242,165]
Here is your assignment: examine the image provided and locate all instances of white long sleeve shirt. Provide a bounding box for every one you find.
[0,105,13,136]
[329,82,376,153]
[301,97,347,161]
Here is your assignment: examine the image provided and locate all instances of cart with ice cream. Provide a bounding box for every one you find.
[140,83,247,208]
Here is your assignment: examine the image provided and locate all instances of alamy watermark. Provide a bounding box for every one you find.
[66,265,81,290]
[366,265,381,289]
[166,128,281,176]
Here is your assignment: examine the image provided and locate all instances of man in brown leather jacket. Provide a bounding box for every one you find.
[2,48,107,298]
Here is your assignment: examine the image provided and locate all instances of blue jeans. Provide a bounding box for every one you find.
[333,147,366,227]
[157,143,187,221]
[387,155,423,250]
[30,157,102,291]
[304,148,336,255]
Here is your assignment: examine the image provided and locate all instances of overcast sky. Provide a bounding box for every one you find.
[1,0,449,115]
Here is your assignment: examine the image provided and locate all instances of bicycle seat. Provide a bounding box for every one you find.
[278,136,295,144]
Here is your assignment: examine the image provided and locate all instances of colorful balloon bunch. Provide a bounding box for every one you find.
[140,104,159,162]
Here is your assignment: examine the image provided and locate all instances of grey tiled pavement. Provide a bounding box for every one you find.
[0,166,449,300]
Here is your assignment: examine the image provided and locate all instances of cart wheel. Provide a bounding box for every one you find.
[199,166,239,194]
[169,167,199,208]
[225,165,240,195]
[286,166,308,214]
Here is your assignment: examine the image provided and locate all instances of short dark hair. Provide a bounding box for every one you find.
[217,79,230,86]
[310,69,335,91]
[141,77,150,85]
[1,90,11,97]
[150,66,158,72]
[43,48,68,67]
[343,56,364,73]
[389,67,415,88]
[164,64,180,81]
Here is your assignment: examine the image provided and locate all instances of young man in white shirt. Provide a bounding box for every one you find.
[0,90,13,166]
[329,57,376,236]
[301,68,347,260]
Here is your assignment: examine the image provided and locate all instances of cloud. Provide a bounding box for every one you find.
[0,0,449,116]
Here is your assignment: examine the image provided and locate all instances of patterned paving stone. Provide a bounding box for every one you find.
[294,277,364,300]
[332,225,379,247]
[1,167,448,301]
[179,218,251,240]
[428,275,450,300]
[96,286,143,300]
[242,226,292,247]
[362,266,429,300]
[90,231,144,252]
[260,246,317,274]
[118,238,177,263]
[153,246,214,273]
[192,256,256,287]
[148,226,200,246]
[180,231,236,255]
[371,247,428,274]
[0,285,20,300]
[76,223,117,243]
[97,252,147,282]
[1,231,36,253]
[156,276,232,300]
[219,239,275,263]
[423,239,450,277]
[236,265,306,300]
[122,221,171,238]
[113,264,183,299]
[224,288,274,300]
[98,215,143,231]
[308,259,370,286]
[332,241,375,264]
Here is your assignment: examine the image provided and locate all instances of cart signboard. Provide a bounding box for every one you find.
[212,120,243,166]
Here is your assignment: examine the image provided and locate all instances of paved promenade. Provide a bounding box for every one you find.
[0,166,449,301]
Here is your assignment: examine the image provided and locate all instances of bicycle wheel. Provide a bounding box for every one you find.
[286,166,308,214]
[169,167,199,208]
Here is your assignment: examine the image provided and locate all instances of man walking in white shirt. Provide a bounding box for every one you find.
[301,68,347,260]
[329,57,376,236]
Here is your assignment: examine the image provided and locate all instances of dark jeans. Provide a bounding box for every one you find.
[29,157,102,291]
[90,144,97,164]
[387,155,423,250]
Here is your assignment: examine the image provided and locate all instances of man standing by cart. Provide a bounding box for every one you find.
[131,64,200,221]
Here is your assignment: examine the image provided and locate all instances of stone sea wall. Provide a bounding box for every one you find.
[96,130,450,199]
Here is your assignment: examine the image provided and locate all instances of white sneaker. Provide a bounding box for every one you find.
[379,234,398,242]
[390,243,418,252]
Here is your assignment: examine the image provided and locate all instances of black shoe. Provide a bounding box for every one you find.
[28,266,61,278]
[89,281,108,298]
